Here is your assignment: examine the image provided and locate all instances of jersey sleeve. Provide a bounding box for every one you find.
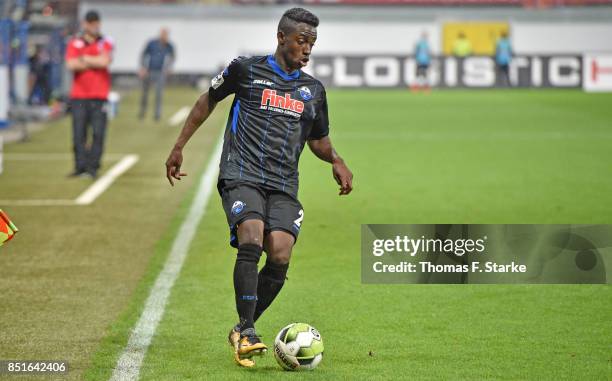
[308,85,330,140]
[102,37,114,55]
[65,39,81,60]
[209,57,245,102]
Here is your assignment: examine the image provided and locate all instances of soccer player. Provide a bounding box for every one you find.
[495,31,513,87]
[412,32,431,93]
[65,10,113,178]
[164,8,353,367]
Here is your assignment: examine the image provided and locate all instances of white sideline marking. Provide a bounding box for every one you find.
[75,155,139,205]
[4,153,126,160]
[168,106,190,126]
[109,135,223,381]
[0,199,75,206]
[0,154,138,206]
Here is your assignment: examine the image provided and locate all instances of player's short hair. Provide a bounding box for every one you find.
[278,8,319,34]
[84,10,100,22]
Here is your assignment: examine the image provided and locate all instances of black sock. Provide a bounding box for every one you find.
[233,243,262,332]
[253,259,289,323]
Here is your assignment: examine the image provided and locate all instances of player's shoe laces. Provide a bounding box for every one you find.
[237,328,267,358]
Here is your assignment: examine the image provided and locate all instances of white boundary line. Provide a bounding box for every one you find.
[75,155,139,205]
[3,153,127,160]
[0,154,139,206]
[0,199,75,206]
[109,135,223,381]
[168,106,190,127]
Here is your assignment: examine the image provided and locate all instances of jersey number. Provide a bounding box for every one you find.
[293,209,304,228]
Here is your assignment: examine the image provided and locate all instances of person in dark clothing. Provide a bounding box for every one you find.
[138,28,175,121]
[65,10,113,178]
[28,45,51,105]
[164,7,353,368]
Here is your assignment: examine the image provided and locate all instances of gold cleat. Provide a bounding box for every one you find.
[237,333,267,358]
[228,328,255,367]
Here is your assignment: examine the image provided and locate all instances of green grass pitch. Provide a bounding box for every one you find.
[1,88,611,380]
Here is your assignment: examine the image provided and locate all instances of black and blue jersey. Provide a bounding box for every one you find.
[209,55,329,199]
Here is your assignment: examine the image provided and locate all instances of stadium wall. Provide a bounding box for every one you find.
[80,3,612,90]
[82,3,612,75]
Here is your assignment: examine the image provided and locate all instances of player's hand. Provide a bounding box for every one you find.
[78,56,89,69]
[165,147,187,186]
[139,68,148,79]
[332,158,353,196]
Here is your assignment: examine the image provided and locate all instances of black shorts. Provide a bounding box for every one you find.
[219,180,304,248]
[416,64,429,77]
[497,64,509,74]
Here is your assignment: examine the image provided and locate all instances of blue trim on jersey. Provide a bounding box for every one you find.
[267,55,300,81]
[230,223,237,245]
[241,65,256,179]
[231,97,244,178]
[231,99,241,134]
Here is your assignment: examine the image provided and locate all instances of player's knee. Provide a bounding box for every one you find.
[239,235,263,246]
[268,250,291,266]
[261,258,289,282]
[236,243,263,264]
[237,218,264,246]
[266,237,293,265]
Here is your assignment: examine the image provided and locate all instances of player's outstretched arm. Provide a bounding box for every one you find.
[165,91,217,186]
[307,136,353,195]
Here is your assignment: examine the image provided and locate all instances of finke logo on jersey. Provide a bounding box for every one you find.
[261,89,304,114]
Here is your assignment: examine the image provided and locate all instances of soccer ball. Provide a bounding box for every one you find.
[273,323,324,371]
